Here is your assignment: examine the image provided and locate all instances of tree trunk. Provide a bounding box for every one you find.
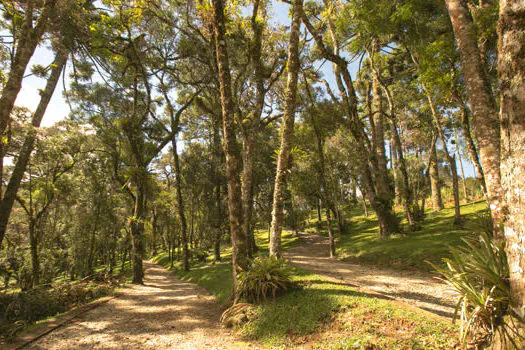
[210,0,249,302]
[371,64,390,199]
[390,117,417,230]
[213,123,222,262]
[455,139,469,202]
[241,0,267,257]
[426,92,461,225]
[269,0,302,257]
[0,50,67,246]
[172,137,190,271]
[429,138,444,211]
[458,104,487,196]
[130,182,145,284]
[310,107,336,257]
[29,220,39,287]
[498,0,525,320]
[445,0,501,230]
[87,206,101,276]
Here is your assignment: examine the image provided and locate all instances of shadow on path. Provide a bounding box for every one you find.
[26,262,255,350]
[285,233,458,319]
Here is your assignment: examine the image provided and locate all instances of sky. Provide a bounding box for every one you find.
[12,1,476,177]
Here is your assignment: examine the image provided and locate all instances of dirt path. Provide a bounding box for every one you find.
[25,262,256,350]
[285,233,458,319]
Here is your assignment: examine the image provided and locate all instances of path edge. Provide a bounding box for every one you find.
[3,292,121,350]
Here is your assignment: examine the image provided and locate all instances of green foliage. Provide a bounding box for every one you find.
[434,232,524,348]
[0,280,115,339]
[237,256,294,303]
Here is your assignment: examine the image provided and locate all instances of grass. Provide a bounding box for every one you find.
[152,251,458,348]
[306,200,489,272]
[149,202,492,347]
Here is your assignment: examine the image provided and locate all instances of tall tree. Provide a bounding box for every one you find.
[444,0,501,228]
[209,0,249,301]
[268,0,303,257]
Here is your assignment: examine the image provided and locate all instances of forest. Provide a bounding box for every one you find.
[0,0,524,348]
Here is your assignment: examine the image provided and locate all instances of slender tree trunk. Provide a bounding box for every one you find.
[455,136,469,202]
[371,73,390,199]
[172,137,190,271]
[429,138,444,211]
[445,0,501,230]
[498,0,525,320]
[391,136,401,205]
[426,93,461,225]
[310,109,336,257]
[29,220,39,287]
[241,0,267,257]
[269,0,302,257]
[458,104,487,196]
[0,50,67,245]
[391,117,417,230]
[130,182,145,284]
[87,206,101,275]
[213,123,222,262]
[210,0,249,302]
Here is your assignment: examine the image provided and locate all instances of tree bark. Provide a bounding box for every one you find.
[445,0,501,229]
[211,0,249,301]
[269,0,302,257]
[498,0,525,320]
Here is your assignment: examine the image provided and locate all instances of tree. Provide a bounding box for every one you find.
[269,0,303,257]
[497,0,525,321]
[209,0,249,301]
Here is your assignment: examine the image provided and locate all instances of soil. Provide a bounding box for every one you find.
[284,233,458,319]
[24,262,258,350]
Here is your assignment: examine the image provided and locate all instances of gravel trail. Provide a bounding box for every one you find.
[285,233,458,319]
[25,262,257,350]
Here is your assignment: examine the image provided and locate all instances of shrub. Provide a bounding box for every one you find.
[237,256,294,303]
[433,232,524,348]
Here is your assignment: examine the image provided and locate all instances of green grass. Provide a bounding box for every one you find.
[306,201,489,272]
[152,252,457,348]
[150,204,489,347]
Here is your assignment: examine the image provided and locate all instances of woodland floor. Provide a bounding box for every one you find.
[285,233,458,319]
[23,262,258,349]
[19,234,459,349]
